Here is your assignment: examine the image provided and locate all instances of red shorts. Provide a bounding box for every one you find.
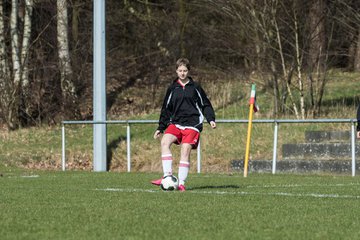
[165,124,200,149]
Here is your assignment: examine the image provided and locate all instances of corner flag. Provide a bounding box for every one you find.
[244,84,258,177]
[249,84,259,112]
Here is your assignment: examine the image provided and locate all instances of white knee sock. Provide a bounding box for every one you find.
[178,161,190,185]
[162,154,173,176]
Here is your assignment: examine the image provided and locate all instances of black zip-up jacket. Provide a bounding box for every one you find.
[157,77,215,133]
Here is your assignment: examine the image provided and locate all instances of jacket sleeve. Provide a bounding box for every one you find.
[198,85,216,123]
[157,86,173,132]
[357,105,360,131]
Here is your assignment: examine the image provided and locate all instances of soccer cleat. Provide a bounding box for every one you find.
[151,178,163,186]
[178,184,186,192]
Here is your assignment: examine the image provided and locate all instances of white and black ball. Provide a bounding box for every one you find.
[160,175,179,191]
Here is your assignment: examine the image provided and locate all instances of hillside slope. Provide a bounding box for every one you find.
[1,70,360,173]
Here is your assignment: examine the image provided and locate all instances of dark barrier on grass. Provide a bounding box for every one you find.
[61,118,358,176]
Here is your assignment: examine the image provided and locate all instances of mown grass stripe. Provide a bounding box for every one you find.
[96,188,360,199]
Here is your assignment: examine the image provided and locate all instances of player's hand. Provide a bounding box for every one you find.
[357,131,360,139]
[210,121,216,129]
[153,130,162,139]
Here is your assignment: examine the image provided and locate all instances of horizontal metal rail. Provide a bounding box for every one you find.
[61,118,358,176]
[63,118,357,124]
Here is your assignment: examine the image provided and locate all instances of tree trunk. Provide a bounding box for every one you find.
[308,0,326,71]
[0,0,35,130]
[0,0,11,127]
[57,0,78,118]
[20,0,34,124]
[308,0,326,116]
[294,8,305,119]
[354,30,360,71]
[8,0,21,130]
[271,66,279,117]
[71,0,79,46]
[273,9,299,118]
[178,0,187,57]
[21,0,33,87]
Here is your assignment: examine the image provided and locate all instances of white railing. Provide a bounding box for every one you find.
[61,118,358,176]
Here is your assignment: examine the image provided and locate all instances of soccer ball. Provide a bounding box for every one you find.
[160,175,179,191]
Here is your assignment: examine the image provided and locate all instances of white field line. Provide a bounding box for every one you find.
[20,175,40,178]
[96,188,360,199]
[6,175,40,178]
[246,182,360,188]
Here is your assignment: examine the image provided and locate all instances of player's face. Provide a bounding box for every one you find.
[176,65,189,81]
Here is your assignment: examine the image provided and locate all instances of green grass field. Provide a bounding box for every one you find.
[1,70,360,239]
[1,169,360,240]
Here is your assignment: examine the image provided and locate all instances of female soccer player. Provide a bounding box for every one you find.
[151,58,216,191]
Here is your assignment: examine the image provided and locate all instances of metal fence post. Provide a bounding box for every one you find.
[127,124,131,172]
[351,122,356,177]
[272,121,279,174]
[197,140,201,173]
[62,124,66,171]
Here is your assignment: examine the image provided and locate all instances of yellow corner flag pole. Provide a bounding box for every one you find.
[244,84,257,177]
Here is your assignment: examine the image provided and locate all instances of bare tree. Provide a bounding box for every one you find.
[178,0,187,57]
[350,1,360,71]
[20,0,34,122]
[0,0,359,127]
[8,0,22,129]
[307,0,327,116]
[57,0,78,117]
[0,0,33,130]
[0,0,11,126]
[354,30,360,71]
[215,0,333,118]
